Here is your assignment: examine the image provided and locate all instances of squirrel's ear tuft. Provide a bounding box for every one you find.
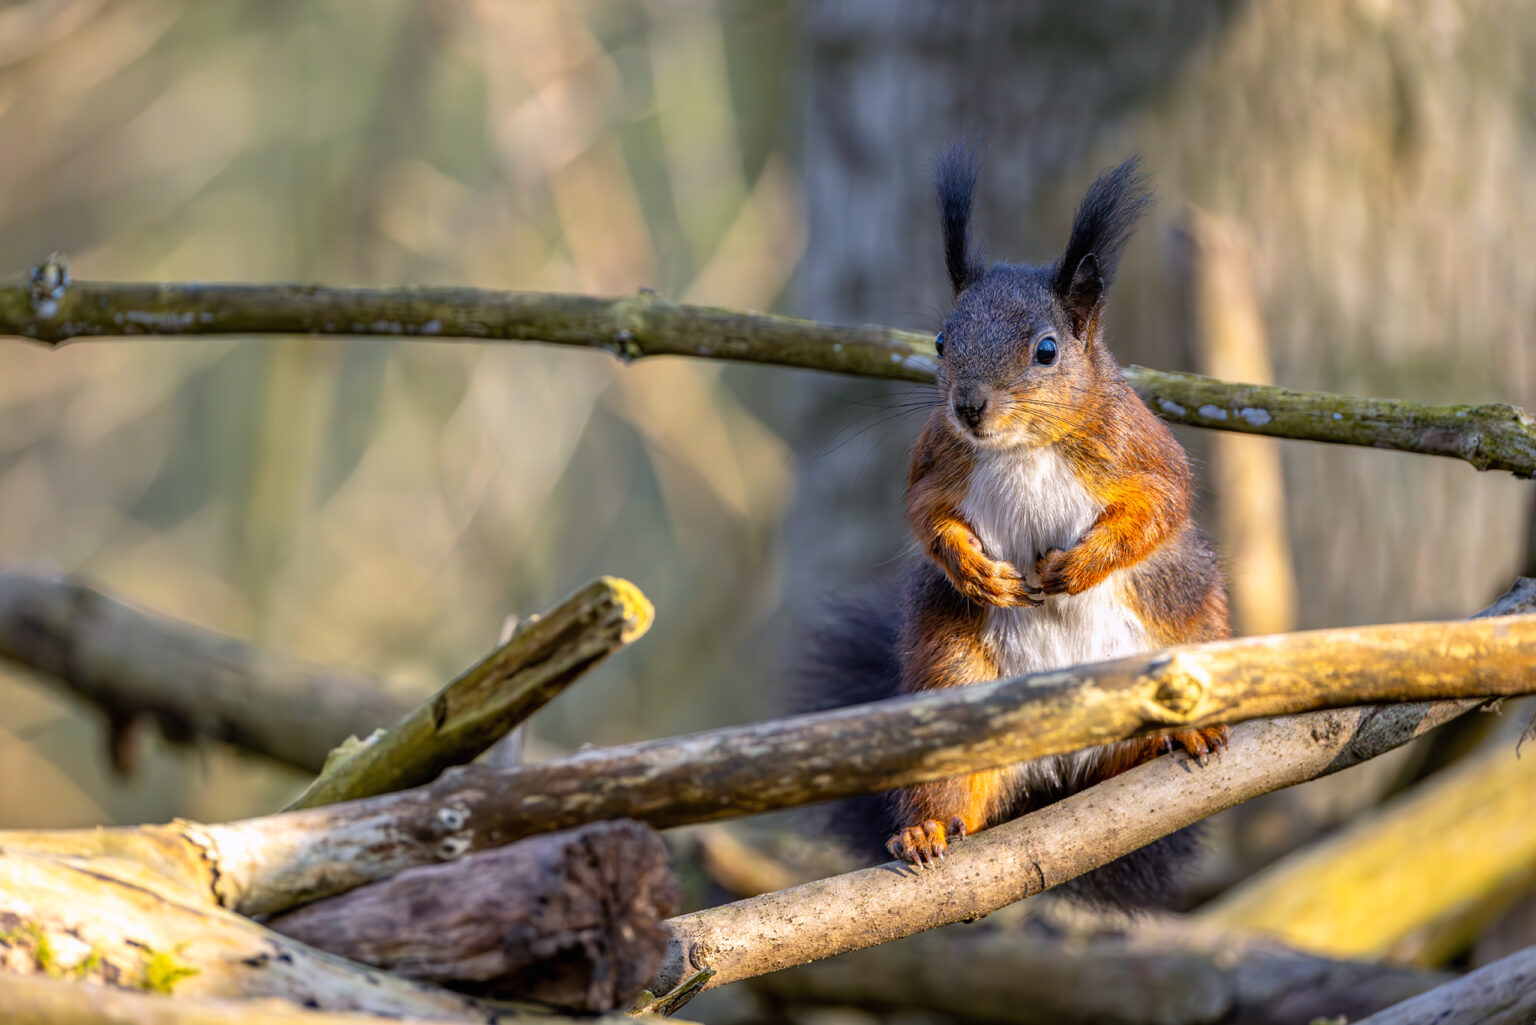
[934,140,986,296]
[1053,156,1152,335]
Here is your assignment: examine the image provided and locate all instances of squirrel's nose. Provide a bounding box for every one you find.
[953,395,988,431]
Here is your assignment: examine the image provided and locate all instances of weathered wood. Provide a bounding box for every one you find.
[0,846,504,1020]
[0,570,406,774]
[5,269,1536,474]
[203,592,1536,914]
[267,821,679,1012]
[286,577,652,810]
[0,971,664,1025]
[1354,944,1536,1025]
[753,915,1449,1025]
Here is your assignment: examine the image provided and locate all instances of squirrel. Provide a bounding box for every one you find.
[799,144,1231,903]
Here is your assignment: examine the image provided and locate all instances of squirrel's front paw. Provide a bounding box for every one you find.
[886,816,968,869]
[952,556,1044,608]
[1036,548,1074,595]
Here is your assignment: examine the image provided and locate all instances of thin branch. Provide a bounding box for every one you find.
[1354,944,1536,1025]
[751,914,1450,1025]
[0,570,408,774]
[1126,367,1536,476]
[285,577,652,810]
[5,266,1535,475]
[193,594,1536,914]
[641,582,1534,996]
[654,703,1480,995]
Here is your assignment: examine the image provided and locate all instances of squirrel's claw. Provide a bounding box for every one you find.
[1167,725,1230,767]
[888,817,974,869]
[887,819,952,869]
[956,559,1043,608]
[1035,548,1073,595]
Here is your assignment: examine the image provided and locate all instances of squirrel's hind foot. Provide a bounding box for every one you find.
[1162,724,1231,766]
[887,816,969,869]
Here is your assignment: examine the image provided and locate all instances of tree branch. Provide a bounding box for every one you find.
[0,822,681,1019]
[0,570,408,774]
[650,700,1479,996]
[192,589,1536,914]
[643,581,1536,997]
[5,266,1535,475]
[1354,944,1536,1025]
[285,577,652,810]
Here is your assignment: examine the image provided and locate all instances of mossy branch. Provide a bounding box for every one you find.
[285,577,653,810]
[5,263,1535,475]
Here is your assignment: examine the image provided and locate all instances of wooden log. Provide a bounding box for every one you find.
[0,972,665,1025]
[0,846,503,1020]
[267,821,679,1013]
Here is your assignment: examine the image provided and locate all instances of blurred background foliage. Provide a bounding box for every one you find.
[0,0,1532,930]
[0,0,805,826]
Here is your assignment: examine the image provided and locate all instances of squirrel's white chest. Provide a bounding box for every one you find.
[958,446,1151,677]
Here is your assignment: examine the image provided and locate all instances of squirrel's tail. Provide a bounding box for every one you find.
[790,589,904,859]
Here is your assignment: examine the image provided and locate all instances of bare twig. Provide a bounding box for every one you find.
[5,268,1535,474]
[1354,944,1536,1025]
[286,578,651,810]
[0,570,407,774]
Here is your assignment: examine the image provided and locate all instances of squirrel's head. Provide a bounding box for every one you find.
[931,144,1151,448]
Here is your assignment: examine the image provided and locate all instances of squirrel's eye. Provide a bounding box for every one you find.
[934,332,946,358]
[1034,337,1058,366]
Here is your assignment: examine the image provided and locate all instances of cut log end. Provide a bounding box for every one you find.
[268,819,679,1012]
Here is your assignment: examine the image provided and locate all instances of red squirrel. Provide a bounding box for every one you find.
[802,145,1230,898]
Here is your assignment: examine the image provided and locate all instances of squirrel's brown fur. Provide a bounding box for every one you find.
[802,147,1229,900]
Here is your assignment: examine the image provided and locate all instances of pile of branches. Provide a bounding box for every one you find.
[2,270,1536,1025]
